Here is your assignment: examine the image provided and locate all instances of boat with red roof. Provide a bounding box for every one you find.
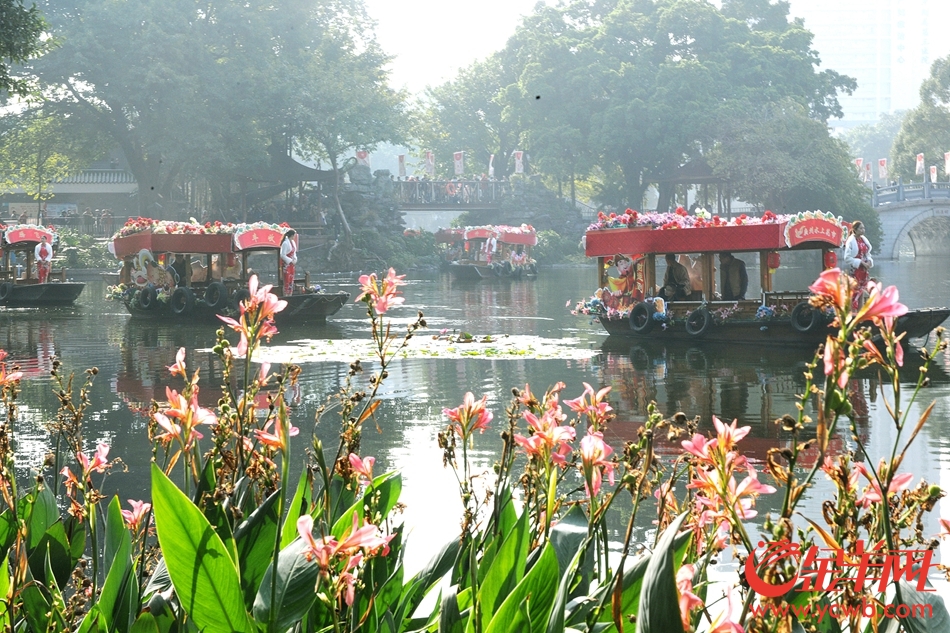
[575,208,949,345]
[446,224,538,280]
[0,224,85,306]
[107,219,349,323]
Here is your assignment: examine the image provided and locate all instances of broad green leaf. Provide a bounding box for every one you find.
[21,480,58,551]
[477,506,530,625]
[635,513,688,633]
[397,538,461,623]
[485,542,559,633]
[65,514,87,568]
[151,463,251,633]
[130,612,161,633]
[27,520,71,587]
[0,510,16,559]
[547,535,591,633]
[98,496,138,633]
[251,537,320,631]
[549,504,590,575]
[439,585,466,633]
[234,489,280,604]
[20,583,52,633]
[331,471,402,539]
[281,466,313,548]
[895,581,950,633]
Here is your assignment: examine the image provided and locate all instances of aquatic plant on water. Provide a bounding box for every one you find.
[0,268,948,632]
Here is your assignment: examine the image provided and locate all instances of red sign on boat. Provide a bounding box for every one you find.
[3,225,55,245]
[233,227,285,250]
[784,216,845,248]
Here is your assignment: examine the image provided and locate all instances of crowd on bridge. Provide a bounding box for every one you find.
[393,175,512,205]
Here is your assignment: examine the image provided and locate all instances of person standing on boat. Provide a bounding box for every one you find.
[659,253,690,301]
[35,235,54,284]
[843,220,873,309]
[280,229,298,296]
[718,252,748,300]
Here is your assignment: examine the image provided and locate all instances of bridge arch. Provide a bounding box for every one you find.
[885,206,950,259]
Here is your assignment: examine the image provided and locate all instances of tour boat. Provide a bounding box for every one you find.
[447,224,538,280]
[107,219,349,323]
[576,209,949,345]
[0,224,85,306]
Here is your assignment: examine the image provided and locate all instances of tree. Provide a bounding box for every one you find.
[891,55,950,181]
[0,106,109,210]
[708,100,881,244]
[0,0,45,96]
[840,111,906,165]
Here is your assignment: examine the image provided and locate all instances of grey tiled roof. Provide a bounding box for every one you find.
[55,169,137,184]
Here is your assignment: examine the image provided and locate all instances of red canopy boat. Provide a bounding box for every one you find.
[0,224,85,306]
[447,224,538,280]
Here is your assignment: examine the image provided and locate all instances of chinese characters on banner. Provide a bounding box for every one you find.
[356,150,370,167]
[931,165,938,183]
[425,151,435,176]
[514,151,524,174]
[916,153,925,175]
[453,151,464,175]
[397,155,406,178]
[488,154,495,179]
[878,158,888,180]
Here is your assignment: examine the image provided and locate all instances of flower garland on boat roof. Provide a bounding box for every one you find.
[113,218,290,240]
[586,206,786,232]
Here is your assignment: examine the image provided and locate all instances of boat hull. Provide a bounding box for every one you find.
[448,261,537,280]
[122,291,350,324]
[598,307,950,346]
[0,283,86,306]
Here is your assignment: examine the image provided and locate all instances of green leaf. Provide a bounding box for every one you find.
[21,479,58,551]
[0,510,16,559]
[20,583,52,633]
[549,504,590,575]
[65,514,87,568]
[635,513,689,633]
[331,472,402,539]
[234,489,280,605]
[396,538,461,623]
[478,506,530,624]
[98,496,138,633]
[895,581,950,633]
[151,463,251,633]
[130,612,161,633]
[281,466,313,548]
[251,537,320,631]
[27,520,71,588]
[439,585,466,633]
[485,542,559,633]
[547,535,591,633]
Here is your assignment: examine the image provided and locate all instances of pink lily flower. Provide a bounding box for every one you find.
[348,453,375,483]
[676,564,704,630]
[854,463,913,508]
[254,418,299,451]
[708,590,745,633]
[681,433,713,463]
[0,349,23,385]
[579,429,614,497]
[168,347,187,377]
[77,443,110,476]
[823,338,851,389]
[939,518,950,537]
[122,499,152,532]
[857,281,908,323]
[443,392,493,440]
[808,268,851,312]
[712,416,750,453]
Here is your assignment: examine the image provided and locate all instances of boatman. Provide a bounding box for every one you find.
[280,229,298,296]
[719,252,748,300]
[35,235,54,284]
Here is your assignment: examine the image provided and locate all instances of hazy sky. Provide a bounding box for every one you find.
[363,0,542,95]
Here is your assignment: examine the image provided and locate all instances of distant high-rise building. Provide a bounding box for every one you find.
[788,0,950,128]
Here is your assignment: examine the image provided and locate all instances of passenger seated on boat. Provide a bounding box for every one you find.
[658,253,690,302]
[170,254,188,285]
[678,254,704,300]
[718,252,748,300]
[510,246,527,266]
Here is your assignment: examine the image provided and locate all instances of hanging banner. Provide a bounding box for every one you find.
[514,151,524,174]
[398,154,406,178]
[453,151,464,175]
[854,157,863,173]
[865,162,871,182]
[945,151,950,176]
[488,154,495,179]
[425,151,435,176]
[916,153,925,175]
[878,158,888,180]
[931,165,938,183]
[356,150,370,167]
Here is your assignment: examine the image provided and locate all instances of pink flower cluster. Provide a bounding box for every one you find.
[587,208,787,232]
[356,268,407,314]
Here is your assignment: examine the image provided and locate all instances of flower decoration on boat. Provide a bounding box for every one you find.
[754,304,790,321]
[587,209,788,232]
[710,302,740,324]
[114,218,292,240]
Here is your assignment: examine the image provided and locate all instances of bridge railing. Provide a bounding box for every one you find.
[393,180,510,205]
[873,179,950,207]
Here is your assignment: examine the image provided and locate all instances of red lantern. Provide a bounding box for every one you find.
[823,251,837,269]
[766,252,780,270]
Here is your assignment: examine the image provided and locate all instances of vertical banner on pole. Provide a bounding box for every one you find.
[944,151,950,176]
[865,162,871,183]
[878,158,888,180]
[453,151,464,175]
[931,165,938,183]
[855,157,863,174]
[356,150,370,167]
[488,154,495,178]
[514,151,524,174]
[916,153,925,175]
[425,151,435,176]
[397,155,406,178]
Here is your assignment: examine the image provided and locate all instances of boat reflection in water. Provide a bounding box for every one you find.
[596,338,948,466]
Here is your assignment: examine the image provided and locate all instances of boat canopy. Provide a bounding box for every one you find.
[109,220,291,259]
[495,225,538,246]
[463,226,497,241]
[3,224,57,248]
[434,228,464,243]
[585,211,845,257]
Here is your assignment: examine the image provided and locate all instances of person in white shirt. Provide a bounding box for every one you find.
[842,220,873,308]
[34,235,54,284]
[280,229,298,295]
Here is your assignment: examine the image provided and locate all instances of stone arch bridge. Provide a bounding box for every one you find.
[873,180,950,258]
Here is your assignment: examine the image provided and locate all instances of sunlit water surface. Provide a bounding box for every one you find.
[4,258,950,590]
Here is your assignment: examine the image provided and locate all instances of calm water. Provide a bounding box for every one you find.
[5,259,950,577]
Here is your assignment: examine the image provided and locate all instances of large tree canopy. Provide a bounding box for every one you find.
[891,55,950,182]
[421,0,856,214]
[12,0,404,215]
[0,0,45,96]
